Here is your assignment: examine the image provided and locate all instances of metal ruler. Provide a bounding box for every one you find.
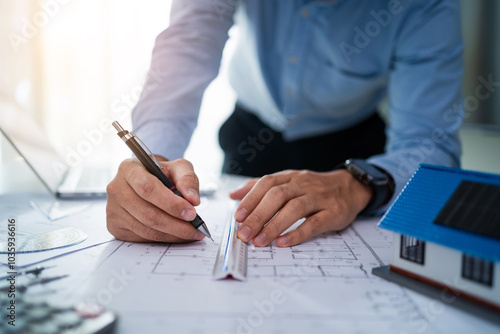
[212,204,247,281]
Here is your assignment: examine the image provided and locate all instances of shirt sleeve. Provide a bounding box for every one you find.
[368,0,464,214]
[132,0,236,160]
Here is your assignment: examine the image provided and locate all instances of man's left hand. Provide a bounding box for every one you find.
[230,169,373,247]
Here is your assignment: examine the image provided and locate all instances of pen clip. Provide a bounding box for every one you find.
[131,132,164,170]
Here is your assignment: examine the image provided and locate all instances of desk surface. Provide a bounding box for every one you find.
[1,155,499,334]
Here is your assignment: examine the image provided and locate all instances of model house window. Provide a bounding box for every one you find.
[462,254,494,287]
[400,235,425,265]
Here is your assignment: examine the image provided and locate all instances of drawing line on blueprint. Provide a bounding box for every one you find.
[69,219,431,331]
[140,222,390,281]
[351,225,385,267]
[245,229,371,279]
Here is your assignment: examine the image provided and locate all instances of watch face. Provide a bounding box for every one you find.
[346,163,369,184]
[346,159,388,185]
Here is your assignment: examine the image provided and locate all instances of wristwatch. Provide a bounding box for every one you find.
[336,159,395,214]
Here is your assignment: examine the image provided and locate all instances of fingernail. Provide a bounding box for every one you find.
[237,226,251,242]
[188,188,199,200]
[254,233,267,246]
[194,231,205,240]
[181,209,196,221]
[277,235,290,247]
[235,208,248,222]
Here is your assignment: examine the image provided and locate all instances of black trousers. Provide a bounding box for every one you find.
[218,105,386,177]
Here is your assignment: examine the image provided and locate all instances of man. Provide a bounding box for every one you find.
[106,0,463,247]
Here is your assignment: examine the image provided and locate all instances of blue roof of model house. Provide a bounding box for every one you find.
[379,164,500,263]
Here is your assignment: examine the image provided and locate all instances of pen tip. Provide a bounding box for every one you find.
[198,223,213,242]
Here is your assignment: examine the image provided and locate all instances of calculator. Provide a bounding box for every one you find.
[0,293,117,334]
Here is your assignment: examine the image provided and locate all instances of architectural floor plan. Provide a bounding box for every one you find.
[19,194,499,334]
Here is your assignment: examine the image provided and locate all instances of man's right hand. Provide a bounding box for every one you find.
[106,157,206,243]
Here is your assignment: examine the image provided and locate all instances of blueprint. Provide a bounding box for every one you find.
[43,194,499,334]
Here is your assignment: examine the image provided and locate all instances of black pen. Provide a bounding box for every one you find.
[112,121,213,241]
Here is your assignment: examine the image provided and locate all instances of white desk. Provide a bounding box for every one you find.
[1,153,499,334]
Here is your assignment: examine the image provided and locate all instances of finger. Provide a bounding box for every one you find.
[252,195,314,247]
[108,225,182,243]
[122,191,206,241]
[108,215,200,243]
[118,228,195,243]
[108,173,204,241]
[107,207,200,243]
[167,159,200,206]
[106,198,149,242]
[122,211,202,243]
[237,182,303,244]
[124,162,198,222]
[229,179,258,200]
[108,227,150,242]
[275,211,345,247]
[235,173,293,223]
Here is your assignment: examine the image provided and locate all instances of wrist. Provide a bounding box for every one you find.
[335,159,393,215]
[339,169,374,214]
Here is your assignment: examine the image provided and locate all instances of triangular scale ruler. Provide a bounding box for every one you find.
[212,205,247,281]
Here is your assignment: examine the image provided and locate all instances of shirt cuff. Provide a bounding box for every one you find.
[133,120,192,161]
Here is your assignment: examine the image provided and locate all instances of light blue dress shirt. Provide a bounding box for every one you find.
[132,0,464,211]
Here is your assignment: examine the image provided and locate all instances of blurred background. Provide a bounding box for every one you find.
[0,0,499,183]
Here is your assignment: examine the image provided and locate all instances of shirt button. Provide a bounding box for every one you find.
[289,55,298,64]
[285,90,294,98]
[301,9,310,18]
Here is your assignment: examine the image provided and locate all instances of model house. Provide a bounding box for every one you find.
[377,164,500,312]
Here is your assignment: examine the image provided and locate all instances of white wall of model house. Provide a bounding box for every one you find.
[391,233,500,308]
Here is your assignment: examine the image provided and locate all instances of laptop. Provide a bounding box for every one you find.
[0,107,112,199]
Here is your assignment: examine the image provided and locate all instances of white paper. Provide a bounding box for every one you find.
[43,193,499,334]
[0,193,114,268]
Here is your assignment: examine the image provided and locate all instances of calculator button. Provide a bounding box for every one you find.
[49,300,75,312]
[31,321,60,334]
[54,311,83,329]
[1,295,116,334]
[24,296,49,309]
[26,307,51,322]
